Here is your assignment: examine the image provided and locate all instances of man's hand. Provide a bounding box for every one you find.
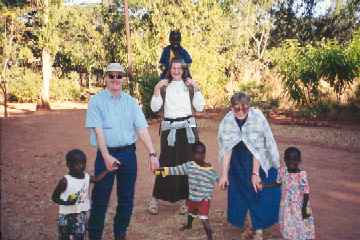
[149,155,159,172]
[104,154,121,171]
[219,175,229,190]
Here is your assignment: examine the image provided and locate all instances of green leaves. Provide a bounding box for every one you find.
[271,37,359,106]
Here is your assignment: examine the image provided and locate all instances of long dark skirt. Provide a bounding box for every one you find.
[152,127,199,202]
[228,141,281,230]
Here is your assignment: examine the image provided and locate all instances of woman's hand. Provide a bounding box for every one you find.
[154,79,169,96]
[219,175,229,190]
[155,79,168,90]
[185,78,199,90]
[252,174,262,192]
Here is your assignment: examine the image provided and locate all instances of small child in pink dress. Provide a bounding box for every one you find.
[263,147,315,240]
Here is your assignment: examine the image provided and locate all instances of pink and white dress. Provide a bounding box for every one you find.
[277,167,315,240]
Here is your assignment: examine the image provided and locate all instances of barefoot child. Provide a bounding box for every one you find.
[155,141,218,240]
[52,149,119,240]
[262,147,315,240]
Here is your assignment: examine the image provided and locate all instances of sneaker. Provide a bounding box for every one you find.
[179,200,188,215]
[147,198,159,215]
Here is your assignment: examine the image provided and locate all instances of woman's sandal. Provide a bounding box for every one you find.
[240,228,253,239]
[147,198,159,215]
[253,230,263,240]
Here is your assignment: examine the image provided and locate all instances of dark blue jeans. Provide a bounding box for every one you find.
[88,148,137,240]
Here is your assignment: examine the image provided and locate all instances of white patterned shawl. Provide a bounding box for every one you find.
[217,108,280,175]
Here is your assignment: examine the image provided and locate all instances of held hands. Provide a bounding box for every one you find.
[219,175,229,190]
[104,154,121,171]
[252,174,262,193]
[154,167,165,177]
[149,155,159,172]
[302,207,311,219]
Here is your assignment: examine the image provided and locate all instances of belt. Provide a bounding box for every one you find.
[108,143,136,152]
[164,115,193,123]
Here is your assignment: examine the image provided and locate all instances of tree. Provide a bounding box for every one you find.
[0,12,16,117]
[0,6,28,117]
[54,6,106,87]
[36,0,59,110]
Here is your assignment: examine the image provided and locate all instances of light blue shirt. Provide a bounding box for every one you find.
[85,89,148,147]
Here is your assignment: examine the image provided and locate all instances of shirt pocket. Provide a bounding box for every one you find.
[101,116,113,129]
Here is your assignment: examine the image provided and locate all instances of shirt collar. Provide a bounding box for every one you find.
[105,89,122,100]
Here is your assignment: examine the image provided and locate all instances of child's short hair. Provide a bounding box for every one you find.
[284,147,301,163]
[192,141,206,152]
[66,149,87,166]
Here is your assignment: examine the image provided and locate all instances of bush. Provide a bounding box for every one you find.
[8,67,42,103]
[271,39,358,107]
[137,73,159,118]
[50,77,81,101]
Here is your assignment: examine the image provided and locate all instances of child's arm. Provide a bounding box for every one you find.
[51,178,76,205]
[90,170,110,183]
[261,182,281,188]
[301,170,311,219]
[155,162,190,177]
[91,162,119,183]
[302,193,310,219]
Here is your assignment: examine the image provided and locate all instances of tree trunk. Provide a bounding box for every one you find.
[37,47,52,110]
[4,86,8,118]
[124,0,134,96]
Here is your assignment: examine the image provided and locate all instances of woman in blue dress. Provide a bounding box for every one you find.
[218,92,281,240]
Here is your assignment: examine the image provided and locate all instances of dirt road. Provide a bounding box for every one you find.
[1,109,360,239]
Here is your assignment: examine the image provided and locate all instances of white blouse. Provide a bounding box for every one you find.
[150,80,205,119]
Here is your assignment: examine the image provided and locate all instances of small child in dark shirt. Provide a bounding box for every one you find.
[159,30,192,79]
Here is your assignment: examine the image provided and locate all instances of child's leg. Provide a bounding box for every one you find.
[180,214,194,230]
[201,219,213,240]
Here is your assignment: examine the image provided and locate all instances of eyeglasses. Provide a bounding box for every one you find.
[108,74,123,80]
[232,105,249,113]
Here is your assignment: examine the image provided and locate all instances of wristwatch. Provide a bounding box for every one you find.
[149,152,157,157]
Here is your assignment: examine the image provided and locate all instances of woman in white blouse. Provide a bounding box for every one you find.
[147,58,205,215]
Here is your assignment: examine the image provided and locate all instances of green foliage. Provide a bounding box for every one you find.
[55,6,106,75]
[271,38,359,106]
[8,67,42,102]
[2,0,360,120]
[136,73,159,118]
[346,29,360,75]
[319,41,357,101]
[50,77,81,101]
[8,67,81,102]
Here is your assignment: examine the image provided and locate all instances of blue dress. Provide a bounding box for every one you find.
[228,117,281,230]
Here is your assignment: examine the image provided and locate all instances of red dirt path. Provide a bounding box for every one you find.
[1,109,360,240]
